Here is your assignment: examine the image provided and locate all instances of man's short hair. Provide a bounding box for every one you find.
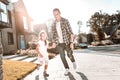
[53,8,61,13]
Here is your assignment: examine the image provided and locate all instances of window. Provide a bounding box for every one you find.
[8,32,14,45]
[0,2,8,23]
[8,10,12,27]
[23,16,28,30]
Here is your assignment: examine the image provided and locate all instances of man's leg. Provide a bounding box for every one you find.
[66,45,75,62]
[66,45,77,69]
[58,44,69,69]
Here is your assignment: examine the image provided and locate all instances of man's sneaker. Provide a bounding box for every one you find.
[43,71,49,77]
[64,68,69,76]
[73,62,77,69]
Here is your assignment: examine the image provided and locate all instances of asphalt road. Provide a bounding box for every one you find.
[74,44,120,57]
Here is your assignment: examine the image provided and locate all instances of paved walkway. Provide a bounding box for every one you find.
[22,49,120,80]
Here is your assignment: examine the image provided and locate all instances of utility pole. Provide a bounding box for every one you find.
[77,21,82,34]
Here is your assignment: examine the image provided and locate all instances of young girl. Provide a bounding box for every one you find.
[36,31,49,77]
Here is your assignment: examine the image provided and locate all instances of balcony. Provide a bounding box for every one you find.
[0,21,10,29]
[0,0,9,5]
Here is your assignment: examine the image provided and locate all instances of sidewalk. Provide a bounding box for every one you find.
[23,50,120,80]
[88,44,120,49]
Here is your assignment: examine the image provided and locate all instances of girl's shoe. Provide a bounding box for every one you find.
[43,71,49,77]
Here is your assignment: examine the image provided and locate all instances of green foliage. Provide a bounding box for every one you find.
[88,11,120,41]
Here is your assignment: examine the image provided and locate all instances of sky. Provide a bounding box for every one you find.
[12,0,120,34]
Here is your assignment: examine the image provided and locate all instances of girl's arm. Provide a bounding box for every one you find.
[36,44,43,57]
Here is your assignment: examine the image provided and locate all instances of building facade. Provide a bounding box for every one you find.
[13,0,33,50]
[0,0,33,79]
[0,0,17,55]
[0,0,33,54]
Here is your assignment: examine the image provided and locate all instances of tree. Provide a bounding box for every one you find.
[89,12,105,41]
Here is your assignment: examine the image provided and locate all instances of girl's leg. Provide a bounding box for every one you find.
[43,56,49,77]
[37,57,43,70]
[43,64,49,77]
[44,64,48,72]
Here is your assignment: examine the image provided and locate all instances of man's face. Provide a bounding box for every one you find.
[53,10,61,22]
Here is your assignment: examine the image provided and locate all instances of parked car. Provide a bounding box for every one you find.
[74,41,80,49]
[74,42,88,49]
[79,43,88,48]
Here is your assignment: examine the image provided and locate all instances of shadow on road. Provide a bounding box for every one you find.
[67,71,88,80]
[35,75,39,80]
[44,76,48,80]
[68,72,76,80]
[35,72,88,80]
[76,72,88,80]
[35,75,48,80]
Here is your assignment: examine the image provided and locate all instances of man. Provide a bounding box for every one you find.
[0,41,3,80]
[52,8,77,75]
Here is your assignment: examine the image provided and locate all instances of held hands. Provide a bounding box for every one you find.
[48,42,57,49]
[38,53,43,58]
[52,42,57,48]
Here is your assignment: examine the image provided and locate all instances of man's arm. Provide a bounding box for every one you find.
[70,34,74,50]
[65,19,75,49]
[51,23,58,44]
[70,34,74,43]
[65,19,74,42]
[65,19,73,35]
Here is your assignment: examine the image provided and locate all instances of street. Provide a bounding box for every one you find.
[3,44,120,80]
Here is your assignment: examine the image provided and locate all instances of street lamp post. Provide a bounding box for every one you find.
[77,21,82,34]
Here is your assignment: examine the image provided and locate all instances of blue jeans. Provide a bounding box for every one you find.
[57,43,75,69]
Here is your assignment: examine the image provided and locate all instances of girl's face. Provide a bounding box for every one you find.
[40,33,46,41]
